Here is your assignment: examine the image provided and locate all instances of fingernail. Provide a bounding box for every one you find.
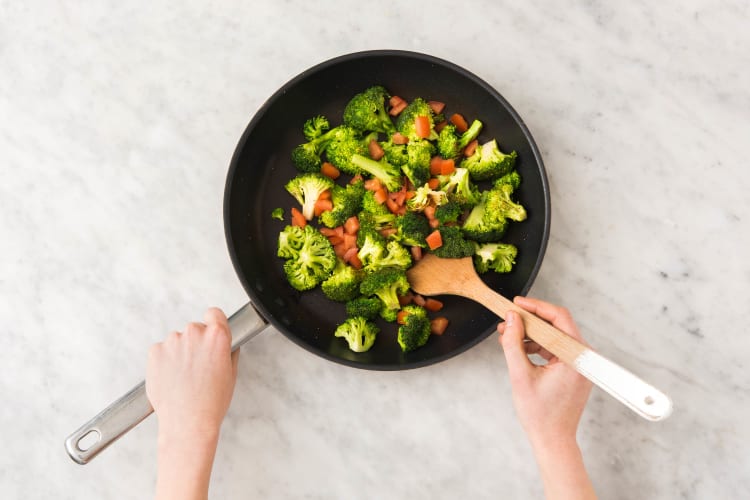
[506,311,515,327]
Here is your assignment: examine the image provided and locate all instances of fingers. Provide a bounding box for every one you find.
[513,296,584,343]
[497,311,533,381]
[205,307,232,343]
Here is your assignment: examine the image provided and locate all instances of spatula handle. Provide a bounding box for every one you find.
[475,288,672,421]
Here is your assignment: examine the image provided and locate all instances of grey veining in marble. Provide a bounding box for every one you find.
[1,1,749,498]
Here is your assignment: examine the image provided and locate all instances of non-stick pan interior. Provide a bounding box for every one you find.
[225,51,549,370]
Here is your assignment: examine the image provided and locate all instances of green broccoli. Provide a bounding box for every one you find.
[380,140,409,166]
[271,207,284,221]
[361,190,391,216]
[351,154,403,192]
[397,305,431,352]
[365,240,412,272]
[321,259,363,302]
[277,224,306,259]
[291,125,353,173]
[432,226,475,258]
[474,242,518,274]
[357,211,396,247]
[395,97,437,141]
[394,211,430,247]
[324,126,370,176]
[359,267,410,313]
[461,139,518,181]
[436,120,483,160]
[493,170,522,192]
[334,316,379,352]
[302,115,330,141]
[406,183,448,212]
[401,140,434,188]
[345,297,382,320]
[342,86,396,134]
[284,173,335,221]
[434,200,462,224]
[319,180,366,228]
[485,184,527,222]
[438,167,480,208]
[280,225,336,291]
[379,304,399,322]
[356,230,387,269]
[461,191,509,243]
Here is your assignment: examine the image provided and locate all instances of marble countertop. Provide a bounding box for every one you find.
[2,1,749,498]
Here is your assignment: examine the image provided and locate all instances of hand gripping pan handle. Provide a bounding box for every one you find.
[64,302,268,464]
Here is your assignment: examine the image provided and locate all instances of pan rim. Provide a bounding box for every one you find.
[224,49,550,370]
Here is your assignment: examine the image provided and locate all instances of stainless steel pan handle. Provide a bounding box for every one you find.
[64,302,269,464]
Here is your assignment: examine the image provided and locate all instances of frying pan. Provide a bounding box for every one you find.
[64,50,550,463]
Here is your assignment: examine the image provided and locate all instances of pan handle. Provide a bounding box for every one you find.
[64,301,269,464]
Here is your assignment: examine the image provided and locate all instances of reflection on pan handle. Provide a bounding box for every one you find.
[64,302,269,464]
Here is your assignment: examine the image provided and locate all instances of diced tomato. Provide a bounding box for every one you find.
[385,197,400,214]
[389,100,408,116]
[440,159,455,176]
[392,132,409,145]
[390,189,406,207]
[463,139,479,157]
[429,217,440,229]
[368,140,385,160]
[423,205,436,220]
[319,227,339,237]
[319,189,332,200]
[343,234,357,250]
[415,115,431,139]
[343,246,358,264]
[424,298,444,312]
[396,205,407,216]
[314,198,333,217]
[364,178,382,191]
[328,235,344,245]
[344,216,359,235]
[389,95,406,107]
[450,113,468,133]
[373,188,388,204]
[397,310,410,325]
[427,177,441,190]
[405,190,416,200]
[398,292,414,306]
[413,294,426,307]
[321,162,340,180]
[430,156,444,176]
[434,120,448,133]
[348,253,363,270]
[379,228,397,239]
[335,226,345,238]
[291,207,306,227]
[428,101,446,114]
[333,243,347,259]
[350,174,364,184]
[410,245,423,261]
[426,229,443,250]
[430,317,449,335]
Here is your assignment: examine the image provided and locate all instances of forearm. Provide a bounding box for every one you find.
[532,437,596,500]
[155,428,220,500]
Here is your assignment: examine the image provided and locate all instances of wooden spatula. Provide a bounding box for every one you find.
[407,253,673,421]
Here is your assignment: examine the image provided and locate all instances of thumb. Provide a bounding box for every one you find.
[499,310,533,381]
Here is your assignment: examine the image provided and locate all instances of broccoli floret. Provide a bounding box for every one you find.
[486,184,527,222]
[406,183,448,212]
[321,259,363,302]
[461,191,509,243]
[365,240,412,272]
[285,173,335,221]
[380,140,409,166]
[324,126,370,176]
[436,120,483,160]
[302,115,330,141]
[461,139,518,181]
[291,125,351,173]
[432,226,475,258]
[357,211,396,247]
[394,211,430,247]
[438,167,481,208]
[277,225,306,259]
[379,304,399,322]
[474,242,518,274]
[334,316,379,353]
[345,297,382,320]
[397,305,431,352]
[493,170,522,192]
[280,225,336,291]
[401,140,433,188]
[360,267,410,312]
[319,181,366,228]
[357,230,387,269]
[351,154,403,192]
[271,207,284,221]
[395,98,437,141]
[342,86,396,135]
[361,190,391,216]
[434,200,462,224]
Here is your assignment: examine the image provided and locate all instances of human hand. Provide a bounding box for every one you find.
[146,307,239,442]
[497,296,592,451]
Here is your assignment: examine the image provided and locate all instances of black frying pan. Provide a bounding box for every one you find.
[65,50,550,463]
[225,50,550,370]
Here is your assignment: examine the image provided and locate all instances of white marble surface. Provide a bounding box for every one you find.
[2,1,749,498]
